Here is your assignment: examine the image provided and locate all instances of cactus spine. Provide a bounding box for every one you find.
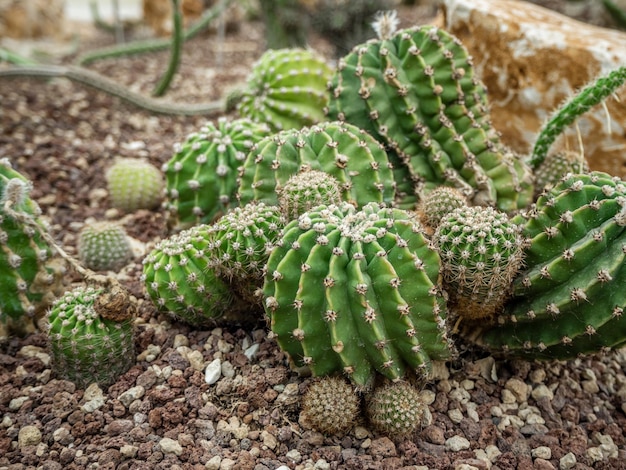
[78,221,133,271]
[106,158,164,212]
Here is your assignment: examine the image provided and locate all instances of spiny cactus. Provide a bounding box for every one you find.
[235,48,333,132]
[365,381,425,438]
[263,202,451,388]
[106,158,164,213]
[433,206,527,321]
[534,150,589,197]
[300,376,361,435]
[462,172,626,359]
[277,168,343,219]
[0,159,65,332]
[78,221,133,272]
[163,117,272,230]
[326,14,534,212]
[416,186,468,233]
[237,121,397,209]
[47,284,135,388]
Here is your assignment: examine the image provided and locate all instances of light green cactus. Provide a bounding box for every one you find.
[300,376,361,435]
[416,186,468,233]
[365,381,425,438]
[277,168,343,220]
[78,221,133,272]
[106,158,164,213]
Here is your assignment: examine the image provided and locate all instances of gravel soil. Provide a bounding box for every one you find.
[2,3,626,470]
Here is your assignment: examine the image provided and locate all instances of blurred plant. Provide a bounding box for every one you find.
[78,221,134,272]
[106,158,164,213]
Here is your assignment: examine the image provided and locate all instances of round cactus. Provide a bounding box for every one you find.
[163,117,272,230]
[106,158,164,212]
[78,221,133,271]
[236,48,333,132]
[277,168,343,220]
[365,381,424,438]
[46,285,135,388]
[237,121,397,209]
[263,202,451,388]
[300,376,361,435]
[416,186,468,232]
[534,150,589,197]
[463,172,626,359]
[326,16,534,213]
[0,158,65,331]
[433,206,527,321]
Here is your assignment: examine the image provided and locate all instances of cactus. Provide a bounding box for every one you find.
[237,121,397,209]
[416,186,468,233]
[433,206,527,321]
[163,117,272,230]
[277,168,343,219]
[0,159,65,332]
[263,202,451,388]
[106,158,164,213]
[365,381,424,438]
[300,376,361,435]
[235,48,333,132]
[534,150,589,197]
[462,172,626,359]
[326,13,534,212]
[47,284,135,388]
[78,221,133,272]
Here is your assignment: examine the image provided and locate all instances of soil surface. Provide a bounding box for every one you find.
[2,2,626,470]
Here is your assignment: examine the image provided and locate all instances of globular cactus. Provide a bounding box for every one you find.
[365,381,425,438]
[47,284,135,388]
[0,159,65,332]
[78,221,133,271]
[416,186,468,233]
[163,117,272,230]
[326,12,534,213]
[300,376,361,435]
[263,202,451,388]
[533,150,589,197]
[237,121,397,209]
[433,206,527,321]
[462,172,626,359]
[106,158,164,212]
[235,48,333,132]
[277,168,343,219]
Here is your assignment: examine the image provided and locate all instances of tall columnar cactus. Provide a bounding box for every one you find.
[235,48,333,132]
[326,13,534,212]
[106,158,164,212]
[78,221,134,272]
[0,159,65,330]
[237,121,397,209]
[463,172,626,359]
[163,117,272,230]
[277,168,343,220]
[263,202,451,388]
[47,285,135,388]
[433,206,527,321]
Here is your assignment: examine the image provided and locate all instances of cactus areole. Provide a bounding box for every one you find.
[263,202,451,388]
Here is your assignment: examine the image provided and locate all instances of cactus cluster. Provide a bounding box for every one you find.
[78,222,133,272]
[300,376,361,435]
[106,158,164,213]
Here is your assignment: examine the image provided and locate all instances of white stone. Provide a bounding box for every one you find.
[531,384,554,401]
[159,437,182,455]
[117,385,146,407]
[221,360,235,378]
[18,425,42,447]
[205,455,222,470]
[559,452,577,470]
[205,358,222,385]
[532,446,552,459]
[244,342,260,360]
[445,435,471,451]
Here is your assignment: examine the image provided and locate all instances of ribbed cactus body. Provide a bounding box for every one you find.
[164,117,272,230]
[327,24,533,212]
[78,222,133,271]
[263,202,450,388]
[106,158,164,212]
[47,286,135,388]
[237,121,397,209]
[465,172,626,359]
[236,48,333,132]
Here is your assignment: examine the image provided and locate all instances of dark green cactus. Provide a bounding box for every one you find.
[263,202,451,388]
[78,221,133,271]
[237,121,397,209]
[236,48,333,132]
[463,172,626,359]
[326,15,534,212]
[106,158,164,212]
[163,117,272,230]
[277,168,343,219]
[300,376,361,435]
[365,381,425,438]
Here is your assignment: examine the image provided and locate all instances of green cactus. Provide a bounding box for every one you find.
[365,381,425,438]
[416,186,468,233]
[0,159,65,332]
[326,13,534,212]
[78,221,133,272]
[163,117,272,230]
[235,47,333,132]
[433,206,527,321]
[47,285,135,388]
[462,172,626,359]
[277,168,343,219]
[263,202,451,388]
[534,150,589,197]
[106,158,164,213]
[300,376,361,435]
[237,121,397,209]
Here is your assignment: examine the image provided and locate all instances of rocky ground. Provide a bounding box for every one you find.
[1,2,626,469]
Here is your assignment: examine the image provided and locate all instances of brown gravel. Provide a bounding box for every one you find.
[2,3,626,470]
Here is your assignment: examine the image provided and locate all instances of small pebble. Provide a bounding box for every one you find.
[159,436,183,455]
[532,446,552,459]
[205,358,222,385]
[445,435,470,452]
[18,425,42,447]
[559,452,577,469]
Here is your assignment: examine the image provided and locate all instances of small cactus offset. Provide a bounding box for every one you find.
[46,285,135,388]
[277,168,343,220]
[237,121,397,209]
[163,117,272,230]
[106,158,164,212]
[365,381,425,438]
[463,172,626,359]
[263,202,451,388]
[300,376,361,435]
[78,221,133,271]
[236,48,333,132]
[433,206,527,321]
[416,186,468,233]
[533,150,589,197]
